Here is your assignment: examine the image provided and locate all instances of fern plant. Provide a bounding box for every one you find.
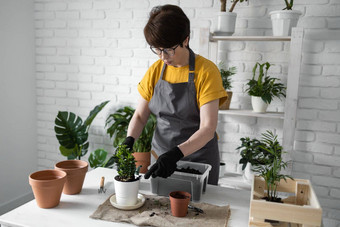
[245,62,286,104]
[251,131,293,202]
[219,63,237,91]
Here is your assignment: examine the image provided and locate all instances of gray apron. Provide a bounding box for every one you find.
[148,48,220,185]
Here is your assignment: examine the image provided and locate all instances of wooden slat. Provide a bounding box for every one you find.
[295,182,309,205]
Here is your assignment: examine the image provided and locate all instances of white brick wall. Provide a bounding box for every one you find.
[35,0,340,225]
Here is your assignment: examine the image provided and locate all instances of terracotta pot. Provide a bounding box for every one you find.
[169,191,191,217]
[29,169,67,208]
[55,160,88,195]
[132,152,151,174]
[220,91,233,110]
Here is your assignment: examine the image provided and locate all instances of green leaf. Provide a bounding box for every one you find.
[59,145,76,158]
[55,111,87,149]
[84,100,110,130]
[89,148,108,168]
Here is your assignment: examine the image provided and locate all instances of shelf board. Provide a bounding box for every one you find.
[210,34,291,42]
[219,109,284,119]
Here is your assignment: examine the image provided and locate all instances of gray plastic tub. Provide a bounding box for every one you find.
[150,161,212,202]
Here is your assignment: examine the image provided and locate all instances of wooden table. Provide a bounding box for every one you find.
[0,167,251,227]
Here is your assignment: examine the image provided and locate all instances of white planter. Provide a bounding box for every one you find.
[214,12,237,36]
[243,164,254,183]
[251,96,268,113]
[270,10,302,36]
[114,176,140,206]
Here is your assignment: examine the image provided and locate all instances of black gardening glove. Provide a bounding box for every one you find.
[122,136,135,152]
[144,147,184,179]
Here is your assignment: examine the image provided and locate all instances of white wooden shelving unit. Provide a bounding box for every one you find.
[199,27,304,175]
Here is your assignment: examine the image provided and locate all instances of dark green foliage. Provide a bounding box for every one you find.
[283,0,294,10]
[238,130,293,201]
[54,100,109,160]
[106,106,156,152]
[245,62,286,104]
[114,145,140,181]
[219,64,237,90]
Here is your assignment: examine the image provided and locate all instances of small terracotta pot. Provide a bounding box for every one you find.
[169,191,191,217]
[220,91,233,110]
[132,152,151,174]
[55,160,88,195]
[29,169,67,208]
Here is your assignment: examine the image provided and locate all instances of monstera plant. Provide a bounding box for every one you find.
[54,100,109,160]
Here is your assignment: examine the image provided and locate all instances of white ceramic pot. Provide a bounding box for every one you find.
[114,176,140,206]
[243,164,254,183]
[214,12,237,36]
[269,10,302,36]
[251,96,268,113]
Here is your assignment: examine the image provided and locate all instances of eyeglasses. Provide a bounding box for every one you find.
[150,44,180,57]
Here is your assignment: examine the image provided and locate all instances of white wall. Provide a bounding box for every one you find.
[33,0,340,226]
[0,0,36,214]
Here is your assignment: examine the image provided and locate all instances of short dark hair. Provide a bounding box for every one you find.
[144,5,190,48]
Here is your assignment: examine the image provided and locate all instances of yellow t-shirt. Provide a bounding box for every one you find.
[138,55,228,108]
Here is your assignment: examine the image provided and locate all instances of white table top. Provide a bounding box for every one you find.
[0,167,251,227]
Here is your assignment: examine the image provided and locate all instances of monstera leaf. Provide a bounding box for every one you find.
[54,100,109,160]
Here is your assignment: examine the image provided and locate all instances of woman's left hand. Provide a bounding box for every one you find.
[144,147,183,179]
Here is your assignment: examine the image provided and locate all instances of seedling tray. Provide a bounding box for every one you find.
[150,161,211,202]
[249,176,322,227]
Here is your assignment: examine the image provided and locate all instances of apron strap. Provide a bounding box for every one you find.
[160,48,196,81]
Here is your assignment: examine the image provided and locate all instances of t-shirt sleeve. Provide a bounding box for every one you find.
[197,61,228,108]
[137,60,162,102]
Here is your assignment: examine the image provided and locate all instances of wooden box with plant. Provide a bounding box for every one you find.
[219,63,237,110]
[245,62,286,113]
[54,100,109,194]
[215,0,248,36]
[240,131,322,226]
[269,0,302,36]
[113,144,141,206]
[105,106,156,173]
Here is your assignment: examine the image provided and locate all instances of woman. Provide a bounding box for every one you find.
[122,5,227,185]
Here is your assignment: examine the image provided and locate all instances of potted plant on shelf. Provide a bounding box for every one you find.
[245,62,286,113]
[214,0,248,36]
[113,144,141,206]
[106,106,156,173]
[269,0,302,36]
[219,63,237,110]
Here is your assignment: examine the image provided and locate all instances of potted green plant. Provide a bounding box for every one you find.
[269,0,302,36]
[245,62,286,113]
[219,63,237,110]
[113,144,141,206]
[54,100,109,194]
[54,100,109,160]
[238,130,292,202]
[106,106,156,173]
[215,0,248,36]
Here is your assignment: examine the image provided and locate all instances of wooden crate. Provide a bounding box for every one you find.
[249,176,322,227]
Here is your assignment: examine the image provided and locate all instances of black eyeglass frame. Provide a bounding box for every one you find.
[150,44,180,56]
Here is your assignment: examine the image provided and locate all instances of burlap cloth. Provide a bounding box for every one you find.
[90,194,230,227]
